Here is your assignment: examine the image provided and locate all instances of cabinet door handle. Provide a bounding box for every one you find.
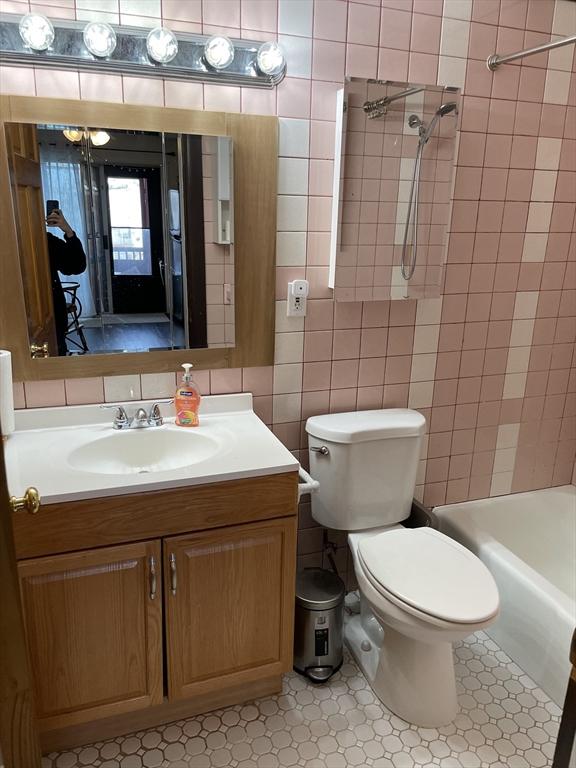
[169,553,177,596]
[149,555,157,600]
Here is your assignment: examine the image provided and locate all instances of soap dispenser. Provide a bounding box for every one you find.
[175,364,201,427]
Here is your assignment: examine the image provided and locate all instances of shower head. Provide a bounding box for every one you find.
[437,101,458,117]
[418,101,458,144]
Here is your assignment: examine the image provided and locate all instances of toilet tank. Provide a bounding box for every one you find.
[306,409,426,531]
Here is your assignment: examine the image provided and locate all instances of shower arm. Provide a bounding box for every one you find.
[363,86,425,115]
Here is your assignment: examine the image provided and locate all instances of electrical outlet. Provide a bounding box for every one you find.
[287,279,309,317]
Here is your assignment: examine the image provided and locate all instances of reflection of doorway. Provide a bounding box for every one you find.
[103,166,165,314]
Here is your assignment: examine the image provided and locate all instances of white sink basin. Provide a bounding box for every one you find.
[6,394,300,504]
[67,428,221,475]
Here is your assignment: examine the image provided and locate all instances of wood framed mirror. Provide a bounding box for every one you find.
[0,96,277,380]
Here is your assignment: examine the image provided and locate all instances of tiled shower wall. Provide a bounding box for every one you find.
[1,0,575,574]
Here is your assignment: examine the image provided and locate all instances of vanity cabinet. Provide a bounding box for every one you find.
[17,540,163,731]
[165,518,295,701]
[13,472,298,750]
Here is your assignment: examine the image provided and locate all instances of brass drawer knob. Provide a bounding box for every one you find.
[10,487,41,514]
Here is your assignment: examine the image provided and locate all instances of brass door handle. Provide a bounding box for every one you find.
[30,343,49,358]
[10,487,41,514]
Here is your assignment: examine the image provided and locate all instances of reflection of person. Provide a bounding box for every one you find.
[46,209,87,356]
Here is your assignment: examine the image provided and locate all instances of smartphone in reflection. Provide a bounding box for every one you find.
[46,199,59,217]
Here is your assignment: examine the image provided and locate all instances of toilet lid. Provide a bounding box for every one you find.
[358,528,499,624]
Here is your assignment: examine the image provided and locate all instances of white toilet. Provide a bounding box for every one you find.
[306,408,499,728]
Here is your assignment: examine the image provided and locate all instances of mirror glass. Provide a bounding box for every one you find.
[333,78,461,301]
[5,122,235,357]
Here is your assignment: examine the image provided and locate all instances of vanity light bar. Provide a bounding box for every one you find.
[0,14,286,88]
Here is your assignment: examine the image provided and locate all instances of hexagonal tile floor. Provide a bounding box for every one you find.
[44,631,562,768]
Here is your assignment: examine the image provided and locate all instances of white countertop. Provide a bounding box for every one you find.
[5,393,299,505]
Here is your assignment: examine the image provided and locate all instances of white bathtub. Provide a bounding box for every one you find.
[435,485,576,706]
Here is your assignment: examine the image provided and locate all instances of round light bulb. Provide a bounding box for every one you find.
[83,22,116,58]
[256,41,285,77]
[146,26,178,64]
[204,35,234,70]
[62,128,85,142]
[19,13,54,52]
[89,130,111,147]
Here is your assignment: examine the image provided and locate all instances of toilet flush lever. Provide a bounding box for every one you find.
[310,445,329,456]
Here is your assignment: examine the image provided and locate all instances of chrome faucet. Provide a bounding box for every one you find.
[132,407,149,428]
[101,400,173,430]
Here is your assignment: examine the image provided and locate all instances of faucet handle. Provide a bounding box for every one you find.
[100,404,130,429]
[148,399,173,426]
[133,407,148,426]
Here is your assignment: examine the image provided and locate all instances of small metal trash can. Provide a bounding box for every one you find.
[293,568,345,683]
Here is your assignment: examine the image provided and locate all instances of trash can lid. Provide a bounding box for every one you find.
[296,568,345,610]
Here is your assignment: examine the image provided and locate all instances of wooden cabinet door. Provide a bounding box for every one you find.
[18,540,163,731]
[5,122,57,355]
[164,518,297,701]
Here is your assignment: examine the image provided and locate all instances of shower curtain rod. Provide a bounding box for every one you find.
[487,34,576,70]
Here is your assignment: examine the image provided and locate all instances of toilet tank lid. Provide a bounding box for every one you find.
[306,409,426,444]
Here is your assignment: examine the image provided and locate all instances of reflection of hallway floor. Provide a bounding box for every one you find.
[68,321,185,354]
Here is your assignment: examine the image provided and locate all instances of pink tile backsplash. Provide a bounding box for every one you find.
[3,0,575,535]
[210,368,242,395]
[24,380,66,408]
[64,377,105,406]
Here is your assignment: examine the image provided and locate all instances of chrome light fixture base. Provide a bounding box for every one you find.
[0,14,287,87]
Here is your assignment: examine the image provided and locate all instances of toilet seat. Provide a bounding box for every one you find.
[357,528,499,625]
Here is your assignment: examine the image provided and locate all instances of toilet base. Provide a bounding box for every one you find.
[344,612,458,727]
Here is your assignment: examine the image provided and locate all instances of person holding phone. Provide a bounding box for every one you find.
[45,203,87,355]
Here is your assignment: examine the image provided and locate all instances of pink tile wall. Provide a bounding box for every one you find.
[1,0,575,579]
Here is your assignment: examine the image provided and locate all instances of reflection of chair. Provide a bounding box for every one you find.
[61,282,89,355]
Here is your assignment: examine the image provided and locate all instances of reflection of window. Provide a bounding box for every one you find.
[107,176,152,276]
